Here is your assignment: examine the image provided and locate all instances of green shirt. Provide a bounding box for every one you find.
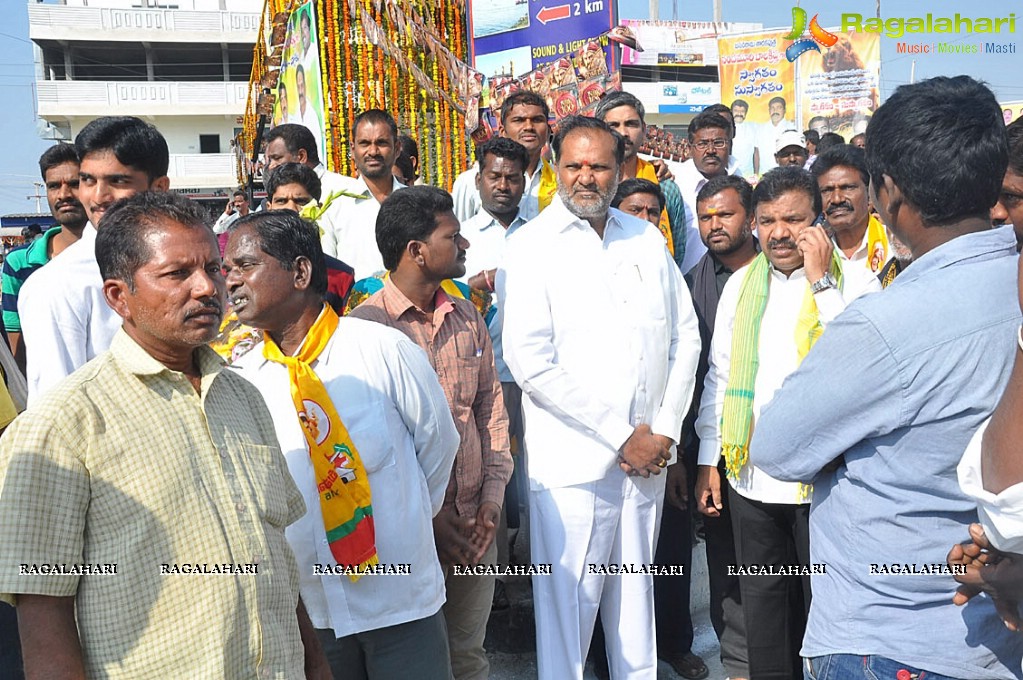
[1,227,60,333]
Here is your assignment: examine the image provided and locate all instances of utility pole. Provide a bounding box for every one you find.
[713,0,721,23]
[26,182,45,213]
[649,0,657,20]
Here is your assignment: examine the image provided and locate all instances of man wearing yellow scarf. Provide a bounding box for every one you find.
[224,211,461,679]
[695,167,881,680]
[812,144,892,284]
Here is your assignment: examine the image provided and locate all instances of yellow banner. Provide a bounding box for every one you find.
[797,30,881,140]
[1001,101,1023,124]
[717,30,795,125]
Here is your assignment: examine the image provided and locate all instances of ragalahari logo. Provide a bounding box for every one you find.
[784,7,839,61]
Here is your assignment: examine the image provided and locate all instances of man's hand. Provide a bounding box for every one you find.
[665,462,688,510]
[618,424,671,477]
[467,269,496,293]
[224,198,234,215]
[948,523,1023,631]
[650,158,674,181]
[432,507,476,568]
[695,465,723,517]
[797,222,834,284]
[469,501,501,564]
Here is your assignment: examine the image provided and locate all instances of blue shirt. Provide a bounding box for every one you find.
[751,225,1023,680]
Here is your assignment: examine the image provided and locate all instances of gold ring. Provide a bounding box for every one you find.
[658,458,667,468]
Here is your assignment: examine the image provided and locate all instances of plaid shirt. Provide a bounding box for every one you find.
[349,278,512,517]
[0,330,306,679]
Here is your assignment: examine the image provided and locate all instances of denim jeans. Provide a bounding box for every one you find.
[804,654,966,680]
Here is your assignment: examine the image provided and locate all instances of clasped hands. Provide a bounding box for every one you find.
[618,424,673,478]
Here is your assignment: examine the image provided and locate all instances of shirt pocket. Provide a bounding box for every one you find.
[338,402,398,474]
[243,443,292,528]
[455,357,481,406]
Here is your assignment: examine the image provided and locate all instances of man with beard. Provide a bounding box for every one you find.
[677,112,739,273]
[687,174,759,680]
[349,187,512,680]
[0,192,330,679]
[18,116,170,402]
[3,144,87,371]
[452,91,556,223]
[696,167,879,680]
[991,117,1023,251]
[318,109,404,276]
[811,144,892,284]
[596,91,688,269]
[757,97,793,174]
[752,74,1023,680]
[498,115,701,679]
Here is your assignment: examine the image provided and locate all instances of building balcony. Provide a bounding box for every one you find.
[37,80,251,118]
[27,3,260,44]
[168,153,240,189]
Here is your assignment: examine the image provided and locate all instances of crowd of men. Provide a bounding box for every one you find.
[0,73,1021,680]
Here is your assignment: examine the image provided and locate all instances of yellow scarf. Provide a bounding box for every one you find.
[865,214,889,273]
[537,158,557,214]
[635,158,675,256]
[262,305,378,581]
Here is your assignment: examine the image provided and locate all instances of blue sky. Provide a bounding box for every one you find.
[1,0,1021,214]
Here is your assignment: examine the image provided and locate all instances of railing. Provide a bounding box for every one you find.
[36,80,250,116]
[28,4,260,40]
[168,153,237,183]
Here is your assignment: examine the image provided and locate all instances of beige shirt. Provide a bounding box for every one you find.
[0,330,306,679]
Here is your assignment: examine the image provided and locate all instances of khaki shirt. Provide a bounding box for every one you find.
[0,329,306,679]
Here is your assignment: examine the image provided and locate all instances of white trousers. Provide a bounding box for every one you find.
[530,470,666,680]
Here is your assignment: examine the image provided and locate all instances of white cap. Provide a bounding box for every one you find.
[775,129,806,154]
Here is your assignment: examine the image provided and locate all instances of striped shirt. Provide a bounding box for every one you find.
[0,329,307,678]
[1,227,59,333]
[349,278,512,517]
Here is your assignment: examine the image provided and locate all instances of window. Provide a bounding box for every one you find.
[199,135,220,154]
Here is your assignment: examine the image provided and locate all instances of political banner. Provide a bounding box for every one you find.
[717,29,795,125]
[273,0,326,161]
[620,19,762,68]
[1000,100,1023,124]
[797,30,881,139]
[468,0,618,82]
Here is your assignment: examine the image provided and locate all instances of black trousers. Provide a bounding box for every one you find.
[729,491,811,680]
[0,602,23,680]
[704,477,750,679]
[652,482,695,656]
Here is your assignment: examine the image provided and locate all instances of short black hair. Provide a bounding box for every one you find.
[769,96,786,111]
[697,174,754,217]
[21,225,42,238]
[232,210,327,295]
[753,166,822,216]
[551,116,625,166]
[804,129,821,146]
[816,132,846,154]
[594,91,646,124]
[866,75,1007,226]
[500,90,550,123]
[392,150,414,185]
[375,186,454,272]
[231,189,247,200]
[702,104,735,137]
[688,112,732,141]
[1006,118,1023,175]
[97,191,210,290]
[353,109,399,143]
[398,134,419,160]
[265,123,320,165]
[612,178,664,212]
[731,99,749,112]
[849,133,866,146]
[811,144,869,186]
[75,117,169,183]
[265,162,321,201]
[38,143,79,180]
[476,136,528,174]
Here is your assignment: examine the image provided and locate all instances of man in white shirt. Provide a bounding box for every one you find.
[212,191,250,234]
[730,99,759,177]
[452,91,555,223]
[676,112,740,273]
[294,65,323,156]
[811,144,891,276]
[694,167,880,680]
[756,96,794,174]
[318,109,405,275]
[224,210,460,679]
[18,116,169,402]
[498,116,701,680]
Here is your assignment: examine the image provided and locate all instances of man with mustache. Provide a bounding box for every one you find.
[676,112,740,273]
[757,97,793,174]
[318,109,404,276]
[452,91,556,223]
[349,187,512,680]
[812,144,891,279]
[696,167,879,680]
[0,192,331,679]
[731,99,759,177]
[2,144,87,372]
[774,130,808,168]
[17,116,170,403]
[596,91,688,270]
[498,116,700,679]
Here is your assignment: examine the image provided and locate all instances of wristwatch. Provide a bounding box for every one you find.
[810,273,837,294]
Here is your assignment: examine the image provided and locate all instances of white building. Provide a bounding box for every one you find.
[28,0,262,206]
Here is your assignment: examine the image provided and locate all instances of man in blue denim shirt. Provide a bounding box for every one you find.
[751,76,1023,680]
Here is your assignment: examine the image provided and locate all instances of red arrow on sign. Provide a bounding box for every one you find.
[536,4,571,25]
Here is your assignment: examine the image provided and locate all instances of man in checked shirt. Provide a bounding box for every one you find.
[348,185,513,680]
